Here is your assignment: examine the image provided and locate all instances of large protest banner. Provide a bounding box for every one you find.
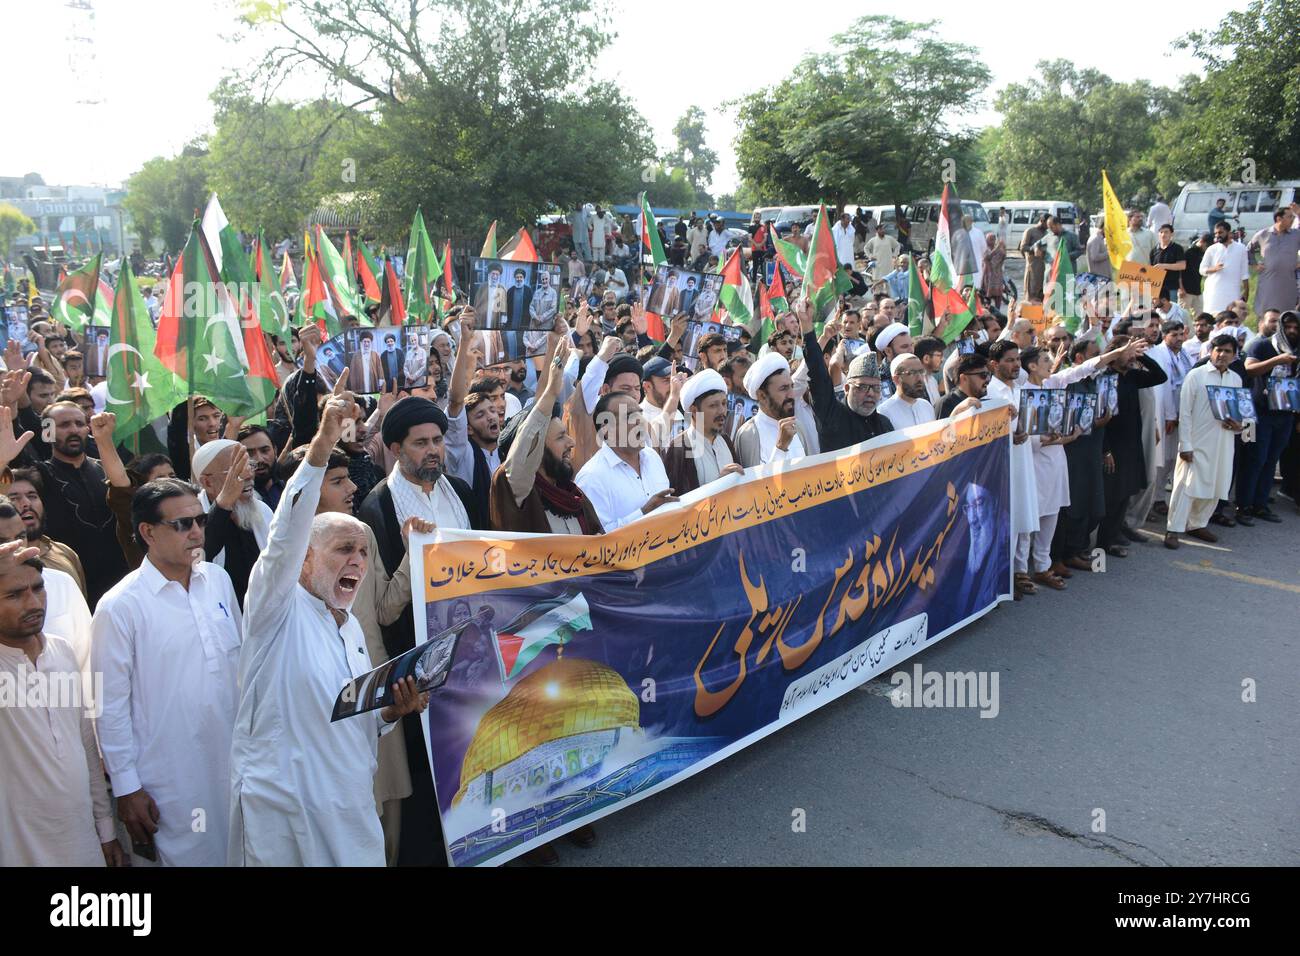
[412,405,1013,866]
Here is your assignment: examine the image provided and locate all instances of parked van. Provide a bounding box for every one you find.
[774,204,821,235]
[906,198,990,253]
[981,200,1079,252]
[752,205,783,225]
[850,204,902,239]
[1170,181,1298,245]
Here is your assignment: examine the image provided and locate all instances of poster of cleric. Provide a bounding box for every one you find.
[410,408,1012,866]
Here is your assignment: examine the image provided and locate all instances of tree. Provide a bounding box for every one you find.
[205,80,368,240]
[732,18,991,210]
[122,147,210,253]
[1161,0,1300,184]
[639,166,700,210]
[985,62,1180,211]
[666,106,718,203]
[0,204,36,259]
[235,0,652,237]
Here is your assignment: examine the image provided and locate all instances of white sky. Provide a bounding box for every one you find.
[8,0,1243,196]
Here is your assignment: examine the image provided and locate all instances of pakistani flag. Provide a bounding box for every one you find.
[907,255,927,337]
[50,253,103,332]
[154,220,259,417]
[492,590,593,682]
[1046,241,1080,333]
[202,196,288,338]
[105,264,184,447]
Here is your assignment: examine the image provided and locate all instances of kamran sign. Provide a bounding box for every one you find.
[411,404,1014,865]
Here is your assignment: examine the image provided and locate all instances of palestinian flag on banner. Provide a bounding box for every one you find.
[718,247,753,331]
[379,256,407,325]
[313,226,367,325]
[480,220,497,258]
[499,227,539,262]
[907,255,928,337]
[1045,240,1080,333]
[492,590,593,682]
[50,253,102,332]
[801,204,849,316]
[403,208,442,324]
[105,264,184,448]
[356,237,382,305]
[154,220,259,417]
[638,192,666,266]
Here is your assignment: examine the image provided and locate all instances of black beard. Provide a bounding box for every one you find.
[542,448,573,484]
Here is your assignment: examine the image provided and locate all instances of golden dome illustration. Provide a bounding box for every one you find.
[455,657,640,804]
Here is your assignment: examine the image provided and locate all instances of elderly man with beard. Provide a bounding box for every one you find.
[20,401,127,607]
[954,483,1009,611]
[193,440,273,610]
[230,397,429,866]
[493,338,604,534]
[661,369,745,494]
[5,468,86,595]
[358,395,481,866]
[797,298,892,451]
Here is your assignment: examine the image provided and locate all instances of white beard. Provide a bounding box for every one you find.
[232,498,269,546]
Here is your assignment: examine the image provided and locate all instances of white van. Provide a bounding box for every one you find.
[752,205,783,226]
[906,198,990,253]
[982,200,1079,252]
[774,204,820,234]
[1170,181,1298,245]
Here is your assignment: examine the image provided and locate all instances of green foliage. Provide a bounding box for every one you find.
[666,106,718,203]
[639,166,701,210]
[122,146,210,253]
[733,17,991,209]
[0,203,37,258]
[206,80,367,239]
[986,62,1179,211]
[1161,0,1300,184]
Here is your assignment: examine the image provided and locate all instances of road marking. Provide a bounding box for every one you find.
[1133,528,1232,552]
[1173,561,1300,594]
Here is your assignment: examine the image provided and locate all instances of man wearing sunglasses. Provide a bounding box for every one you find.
[90,473,242,867]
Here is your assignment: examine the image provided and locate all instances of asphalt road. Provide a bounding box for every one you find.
[565,499,1300,867]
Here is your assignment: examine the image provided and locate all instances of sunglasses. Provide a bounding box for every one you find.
[154,513,209,533]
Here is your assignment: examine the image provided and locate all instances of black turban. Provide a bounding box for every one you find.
[606,354,644,383]
[381,396,449,447]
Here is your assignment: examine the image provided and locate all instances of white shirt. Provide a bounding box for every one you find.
[831,222,856,266]
[640,397,684,448]
[42,567,91,690]
[1200,240,1249,314]
[0,633,115,866]
[754,410,805,463]
[91,558,242,866]
[708,228,729,260]
[388,463,470,532]
[575,443,670,530]
[877,393,936,429]
[1148,201,1173,231]
[229,461,395,866]
[1127,227,1157,265]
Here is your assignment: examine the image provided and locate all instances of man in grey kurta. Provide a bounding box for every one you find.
[1248,205,1300,316]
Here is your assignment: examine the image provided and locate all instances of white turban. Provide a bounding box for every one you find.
[680,369,727,412]
[875,322,909,352]
[743,353,790,400]
[191,438,239,478]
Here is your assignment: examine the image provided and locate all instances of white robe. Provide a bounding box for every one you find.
[228,461,395,866]
[987,376,1038,534]
[1169,364,1241,501]
[1199,241,1248,315]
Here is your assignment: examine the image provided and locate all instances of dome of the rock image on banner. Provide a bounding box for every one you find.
[453,656,641,806]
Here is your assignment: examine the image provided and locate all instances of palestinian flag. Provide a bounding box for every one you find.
[50,253,103,332]
[1046,240,1080,333]
[638,192,666,266]
[929,250,976,344]
[154,220,258,417]
[105,264,184,448]
[933,182,975,280]
[313,226,366,325]
[906,255,928,337]
[773,231,805,277]
[768,258,789,314]
[499,227,539,262]
[403,208,442,324]
[801,204,848,316]
[299,241,342,337]
[480,220,497,258]
[379,257,407,325]
[356,237,382,305]
[279,248,296,292]
[492,591,593,682]
[757,282,779,346]
[718,247,754,331]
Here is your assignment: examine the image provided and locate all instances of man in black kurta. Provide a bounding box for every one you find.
[1099,344,1167,554]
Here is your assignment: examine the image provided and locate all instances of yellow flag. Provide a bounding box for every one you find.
[1101,170,1131,272]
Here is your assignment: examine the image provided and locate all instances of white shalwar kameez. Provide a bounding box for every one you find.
[986,376,1038,574]
[228,461,395,866]
[1166,364,1241,534]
